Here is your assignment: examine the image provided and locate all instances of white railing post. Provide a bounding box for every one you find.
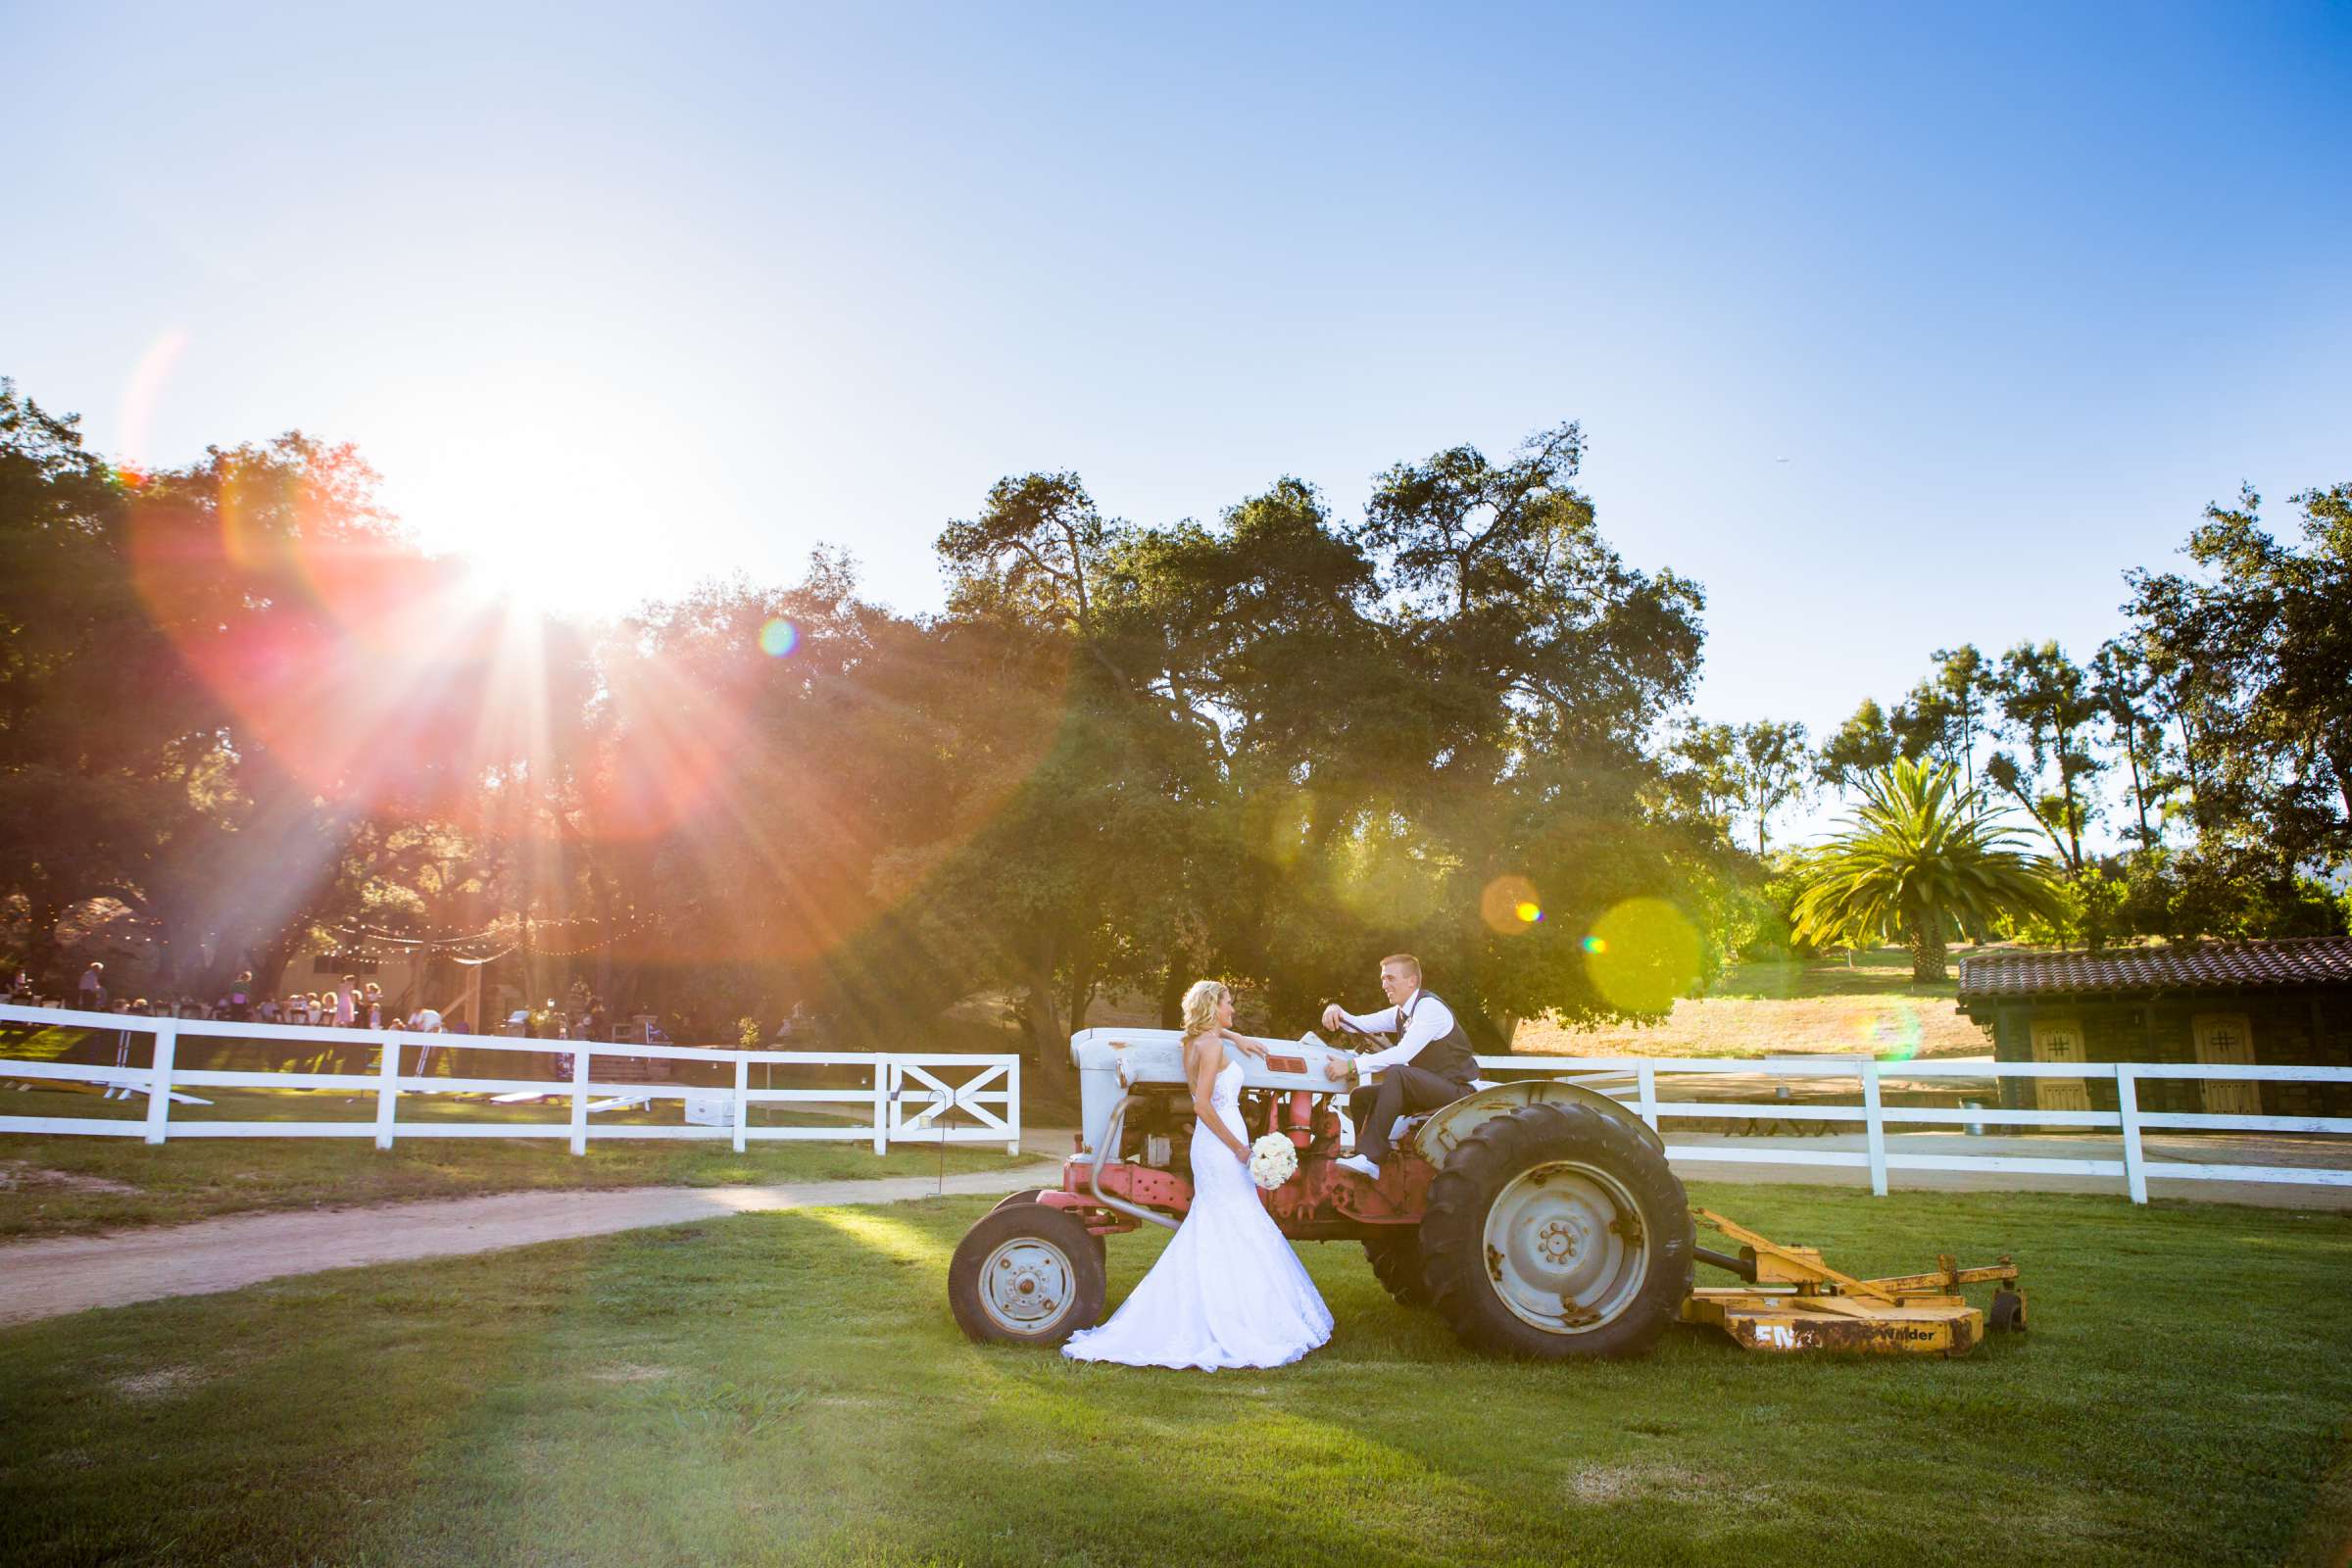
[568,1044,591,1156]
[2117,1065,2148,1204]
[143,1021,176,1145]
[732,1056,749,1154]
[1006,1055,1022,1155]
[375,1034,400,1150]
[872,1059,893,1155]
[1636,1061,1659,1133]
[1862,1059,1887,1197]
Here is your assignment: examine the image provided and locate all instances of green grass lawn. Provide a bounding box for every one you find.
[2,1182,2345,1567]
[0,1084,1033,1241]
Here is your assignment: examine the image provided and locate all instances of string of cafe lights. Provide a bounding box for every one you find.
[334,909,618,948]
[323,904,687,963]
[318,939,517,964]
[511,906,674,959]
[67,907,690,965]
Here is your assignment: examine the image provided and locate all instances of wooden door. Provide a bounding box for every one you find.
[2190,1013,2262,1117]
[2030,1016,2092,1112]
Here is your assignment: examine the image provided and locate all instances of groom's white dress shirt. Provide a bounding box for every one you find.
[1335,989,1455,1078]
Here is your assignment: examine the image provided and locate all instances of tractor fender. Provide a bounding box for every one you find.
[1410,1079,1662,1165]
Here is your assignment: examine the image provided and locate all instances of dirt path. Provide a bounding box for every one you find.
[0,1159,1063,1328]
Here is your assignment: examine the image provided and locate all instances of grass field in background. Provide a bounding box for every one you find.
[1511,994,1984,1059]
[1515,946,1988,1059]
[1054,946,1992,1068]
[1706,945,1966,1000]
[0,1084,1032,1240]
[3,1182,2346,1567]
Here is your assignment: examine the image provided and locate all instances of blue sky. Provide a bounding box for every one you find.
[6,2,2347,825]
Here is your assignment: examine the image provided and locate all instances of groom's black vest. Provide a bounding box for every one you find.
[1398,992,1480,1085]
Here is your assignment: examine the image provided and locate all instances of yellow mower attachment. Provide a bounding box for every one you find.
[1681,1208,2026,1358]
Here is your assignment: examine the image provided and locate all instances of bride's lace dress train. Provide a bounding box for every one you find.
[1061,1055,1333,1371]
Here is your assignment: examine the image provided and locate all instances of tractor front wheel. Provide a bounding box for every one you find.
[1420,1102,1691,1359]
[989,1188,1106,1262]
[947,1202,1107,1347]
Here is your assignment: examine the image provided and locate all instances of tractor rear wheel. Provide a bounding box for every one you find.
[1362,1230,1432,1308]
[1420,1101,1691,1360]
[947,1202,1107,1347]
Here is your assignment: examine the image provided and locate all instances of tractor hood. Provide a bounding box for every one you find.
[1069,1027,1352,1157]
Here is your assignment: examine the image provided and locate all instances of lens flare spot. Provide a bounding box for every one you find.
[1584,898,1702,1014]
[1479,874,1542,937]
[759,618,799,658]
[117,327,190,478]
[1854,1001,1926,1060]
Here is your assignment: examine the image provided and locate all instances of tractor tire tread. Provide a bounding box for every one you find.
[1362,1230,1433,1308]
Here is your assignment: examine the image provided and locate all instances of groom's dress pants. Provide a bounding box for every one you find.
[1348,1065,1477,1163]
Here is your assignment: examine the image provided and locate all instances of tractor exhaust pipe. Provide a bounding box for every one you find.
[1089,1095,1181,1233]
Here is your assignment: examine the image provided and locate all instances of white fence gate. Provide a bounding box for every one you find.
[1477,1054,2352,1203]
[0,1004,1021,1155]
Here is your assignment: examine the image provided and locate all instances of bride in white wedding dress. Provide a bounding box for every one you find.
[1062,981,1333,1371]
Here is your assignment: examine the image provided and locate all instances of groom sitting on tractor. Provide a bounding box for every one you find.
[1322,954,1482,1182]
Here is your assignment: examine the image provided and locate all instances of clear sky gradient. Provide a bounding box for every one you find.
[7,3,2347,787]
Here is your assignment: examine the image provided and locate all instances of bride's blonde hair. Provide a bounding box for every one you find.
[1180,980,1230,1044]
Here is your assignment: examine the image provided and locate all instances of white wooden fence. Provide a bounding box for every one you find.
[7,1004,2344,1201]
[0,1004,1021,1155]
[1478,1054,2352,1203]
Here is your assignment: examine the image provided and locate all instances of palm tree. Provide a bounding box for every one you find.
[1791,759,2061,983]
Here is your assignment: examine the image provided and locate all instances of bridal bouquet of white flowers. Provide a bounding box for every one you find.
[1249,1132,1298,1190]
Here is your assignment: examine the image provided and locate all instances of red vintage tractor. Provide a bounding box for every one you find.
[948,1028,2025,1359]
[949,1027,1693,1359]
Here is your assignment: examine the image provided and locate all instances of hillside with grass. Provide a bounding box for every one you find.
[1513,945,1992,1060]
[1033,945,1995,1064]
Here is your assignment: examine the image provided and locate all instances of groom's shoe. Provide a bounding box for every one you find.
[1335,1152,1382,1181]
